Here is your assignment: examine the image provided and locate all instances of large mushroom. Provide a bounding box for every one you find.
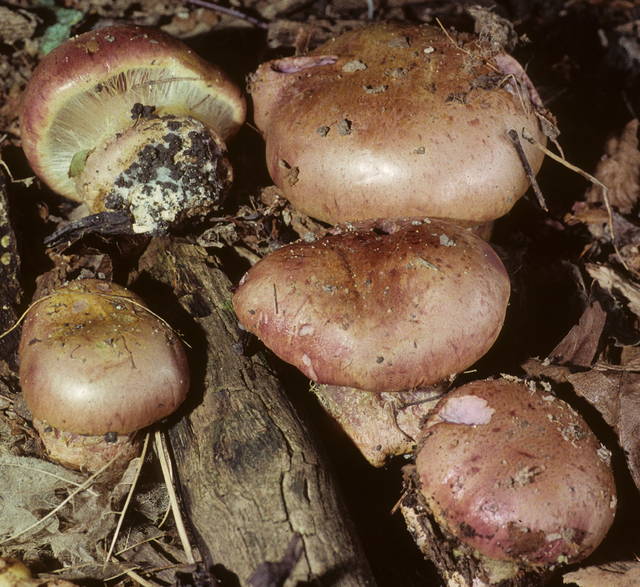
[233,217,510,464]
[403,377,617,584]
[20,25,246,234]
[250,22,546,225]
[18,279,189,471]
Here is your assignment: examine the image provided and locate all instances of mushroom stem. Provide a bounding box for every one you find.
[32,419,142,473]
[311,383,444,467]
[75,113,232,234]
[20,25,246,235]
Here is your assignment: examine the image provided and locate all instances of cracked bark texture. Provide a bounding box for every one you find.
[135,238,375,586]
[0,165,21,378]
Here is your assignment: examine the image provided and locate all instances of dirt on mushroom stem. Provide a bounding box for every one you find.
[76,111,233,235]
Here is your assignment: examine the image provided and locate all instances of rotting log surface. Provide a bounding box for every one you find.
[0,165,21,377]
[136,238,375,586]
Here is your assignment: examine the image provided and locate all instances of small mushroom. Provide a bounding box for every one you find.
[250,22,546,225]
[408,377,616,582]
[20,25,246,234]
[233,217,510,464]
[18,279,189,471]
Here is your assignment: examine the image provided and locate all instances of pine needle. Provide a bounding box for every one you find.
[104,432,151,565]
[154,430,196,565]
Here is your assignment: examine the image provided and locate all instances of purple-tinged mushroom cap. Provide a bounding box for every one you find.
[20,25,245,233]
[18,279,189,470]
[415,378,617,567]
[233,217,510,392]
[250,22,546,225]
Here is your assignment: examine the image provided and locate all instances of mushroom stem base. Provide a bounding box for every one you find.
[76,115,232,235]
[399,466,549,586]
[33,419,142,473]
[311,383,445,467]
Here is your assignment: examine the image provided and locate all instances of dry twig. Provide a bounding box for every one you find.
[183,0,268,29]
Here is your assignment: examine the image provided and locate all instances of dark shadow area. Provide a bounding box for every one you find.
[129,271,210,418]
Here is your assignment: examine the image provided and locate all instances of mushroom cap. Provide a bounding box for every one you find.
[20,25,246,200]
[415,378,617,566]
[233,217,510,391]
[18,279,189,435]
[250,22,546,224]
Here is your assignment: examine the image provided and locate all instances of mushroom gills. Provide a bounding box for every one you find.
[46,65,239,199]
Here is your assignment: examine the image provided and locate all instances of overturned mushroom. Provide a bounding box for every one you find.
[20,25,246,234]
[18,279,189,471]
[233,217,510,464]
[250,22,546,225]
[403,377,617,584]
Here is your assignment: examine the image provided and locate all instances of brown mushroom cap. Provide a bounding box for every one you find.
[20,25,246,201]
[18,279,189,435]
[233,217,510,392]
[415,378,617,566]
[250,22,546,224]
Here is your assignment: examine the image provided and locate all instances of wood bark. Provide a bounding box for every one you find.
[135,238,375,586]
[0,165,21,377]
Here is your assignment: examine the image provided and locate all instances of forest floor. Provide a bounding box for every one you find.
[1,1,640,586]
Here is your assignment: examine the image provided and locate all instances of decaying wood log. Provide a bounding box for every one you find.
[135,237,375,586]
[0,164,21,377]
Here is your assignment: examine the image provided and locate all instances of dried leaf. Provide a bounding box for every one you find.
[586,263,640,317]
[0,454,113,573]
[521,357,573,384]
[564,560,640,586]
[548,301,606,366]
[586,119,640,214]
[558,367,640,490]
[617,371,640,487]
[567,370,619,426]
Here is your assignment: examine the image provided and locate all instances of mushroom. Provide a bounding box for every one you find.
[406,377,616,583]
[250,22,546,225]
[18,279,189,471]
[233,217,510,464]
[20,25,246,234]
